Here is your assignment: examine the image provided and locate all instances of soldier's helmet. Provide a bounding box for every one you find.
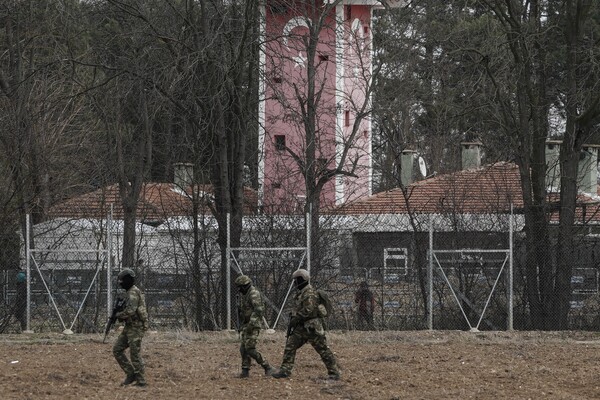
[292,269,310,281]
[118,268,136,280]
[235,275,252,286]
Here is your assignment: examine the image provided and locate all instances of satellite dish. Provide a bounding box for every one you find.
[418,156,427,177]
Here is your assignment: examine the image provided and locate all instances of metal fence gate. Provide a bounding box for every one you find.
[427,214,514,331]
[226,213,310,332]
[24,213,114,333]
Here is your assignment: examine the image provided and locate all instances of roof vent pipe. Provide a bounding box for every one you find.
[461,142,482,170]
[174,163,194,189]
[578,145,599,196]
[400,149,417,186]
[545,140,561,192]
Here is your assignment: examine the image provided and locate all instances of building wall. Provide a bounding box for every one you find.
[259,2,373,213]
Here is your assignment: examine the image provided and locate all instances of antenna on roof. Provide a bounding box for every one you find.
[417,156,427,178]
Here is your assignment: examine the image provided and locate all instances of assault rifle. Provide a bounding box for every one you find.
[103,296,126,343]
[286,313,295,339]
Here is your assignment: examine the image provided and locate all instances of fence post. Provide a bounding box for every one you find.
[107,206,113,319]
[26,213,31,332]
[428,214,433,330]
[306,210,311,274]
[508,205,514,331]
[226,213,231,330]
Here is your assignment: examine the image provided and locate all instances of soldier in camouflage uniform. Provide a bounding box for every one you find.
[112,268,149,387]
[273,269,340,380]
[235,275,274,378]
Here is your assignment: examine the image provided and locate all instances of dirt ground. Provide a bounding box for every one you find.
[1,330,600,400]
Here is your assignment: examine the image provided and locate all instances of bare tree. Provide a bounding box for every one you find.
[0,1,97,247]
[82,1,167,271]
[553,0,600,328]
[371,0,600,329]
[372,1,493,191]
[167,0,260,329]
[79,0,261,328]
[472,0,600,329]
[262,1,384,275]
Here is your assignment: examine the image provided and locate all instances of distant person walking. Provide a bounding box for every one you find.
[235,275,274,378]
[354,282,375,330]
[14,268,27,332]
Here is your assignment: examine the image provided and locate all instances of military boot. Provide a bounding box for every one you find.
[134,373,147,387]
[263,364,274,376]
[327,373,341,381]
[272,369,290,379]
[121,374,136,386]
[326,368,341,381]
[239,368,249,378]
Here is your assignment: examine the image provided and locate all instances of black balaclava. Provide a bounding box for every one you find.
[238,283,251,295]
[294,276,308,290]
[119,274,134,290]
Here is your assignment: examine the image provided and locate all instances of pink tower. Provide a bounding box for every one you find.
[258,1,398,214]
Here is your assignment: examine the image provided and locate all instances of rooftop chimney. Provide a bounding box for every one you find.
[400,149,417,186]
[578,145,599,196]
[544,141,599,196]
[545,140,561,192]
[461,142,482,170]
[173,163,194,189]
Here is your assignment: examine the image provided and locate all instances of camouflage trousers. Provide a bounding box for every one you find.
[113,325,145,382]
[279,326,339,375]
[240,326,270,370]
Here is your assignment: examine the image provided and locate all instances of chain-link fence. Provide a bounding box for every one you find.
[2,210,600,333]
[306,213,515,332]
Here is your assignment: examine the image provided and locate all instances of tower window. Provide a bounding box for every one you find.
[319,54,329,62]
[363,26,369,35]
[275,135,286,151]
[344,111,350,127]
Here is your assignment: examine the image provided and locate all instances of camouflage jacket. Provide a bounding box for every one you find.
[239,286,264,329]
[292,284,320,321]
[116,285,149,330]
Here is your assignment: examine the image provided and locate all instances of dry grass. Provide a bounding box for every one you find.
[1,330,600,399]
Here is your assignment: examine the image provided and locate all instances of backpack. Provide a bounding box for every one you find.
[316,289,333,318]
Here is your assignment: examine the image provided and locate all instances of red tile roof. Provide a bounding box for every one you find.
[335,162,600,223]
[48,183,258,221]
[335,162,521,214]
[47,163,600,226]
